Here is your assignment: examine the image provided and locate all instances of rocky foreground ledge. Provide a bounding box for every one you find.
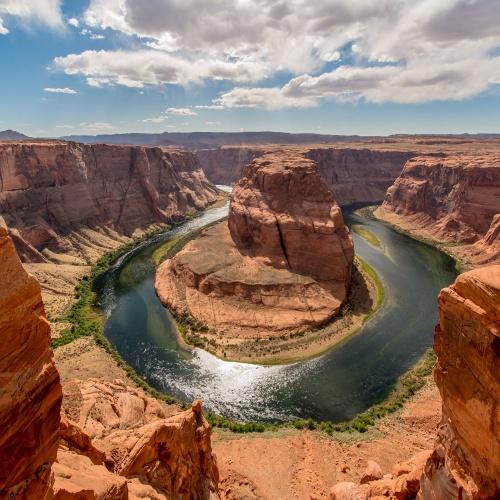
[155,151,358,361]
[0,226,219,499]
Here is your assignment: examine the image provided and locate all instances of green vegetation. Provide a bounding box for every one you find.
[289,348,436,435]
[355,255,385,319]
[51,226,170,349]
[352,225,382,249]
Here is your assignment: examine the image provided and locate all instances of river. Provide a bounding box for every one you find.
[97,198,457,422]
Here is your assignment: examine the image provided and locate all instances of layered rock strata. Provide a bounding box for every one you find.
[156,151,354,340]
[57,379,220,499]
[0,226,62,498]
[305,148,415,205]
[420,266,500,498]
[378,153,500,265]
[196,147,265,184]
[196,146,413,204]
[0,141,220,263]
[0,226,219,498]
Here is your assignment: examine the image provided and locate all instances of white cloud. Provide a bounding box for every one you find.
[44,87,78,94]
[139,116,166,123]
[206,121,220,125]
[0,18,9,34]
[53,49,269,88]
[68,17,79,28]
[49,0,500,106]
[195,104,225,110]
[216,87,318,110]
[165,107,197,116]
[89,33,104,40]
[79,121,114,130]
[55,124,74,128]
[0,0,63,32]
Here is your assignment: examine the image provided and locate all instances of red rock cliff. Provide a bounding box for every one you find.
[197,146,413,204]
[421,266,500,499]
[0,141,220,262]
[0,226,62,498]
[380,154,500,264]
[306,148,414,205]
[196,147,265,184]
[156,150,354,354]
[228,151,354,284]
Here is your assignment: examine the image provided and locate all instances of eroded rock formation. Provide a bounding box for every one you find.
[196,146,413,204]
[378,153,500,265]
[420,266,500,499]
[328,266,500,500]
[0,141,220,263]
[156,151,354,343]
[0,226,62,498]
[57,379,220,499]
[0,226,219,499]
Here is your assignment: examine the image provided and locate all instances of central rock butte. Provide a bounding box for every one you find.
[155,151,355,358]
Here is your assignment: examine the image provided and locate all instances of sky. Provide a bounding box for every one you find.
[0,0,499,137]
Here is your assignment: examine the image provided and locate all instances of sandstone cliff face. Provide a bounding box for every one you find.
[196,147,265,184]
[196,146,412,204]
[228,152,354,284]
[0,226,62,498]
[57,379,220,499]
[306,148,414,205]
[0,141,220,263]
[156,151,354,342]
[380,154,500,264]
[0,223,219,498]
[420,266,500,499]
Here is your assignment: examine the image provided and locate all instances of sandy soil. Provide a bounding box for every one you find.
[214,378,441,499]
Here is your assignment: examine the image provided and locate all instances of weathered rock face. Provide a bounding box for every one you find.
[196,146,412,204]
[306,148,414,205]
[420,266,500,499]
[0,226,62,498]
[0,141,220,262]
[58,378,220,500]
[196,147,265,184]
[228,152,354,283]
[380,154,500,264]
[156,151,354,343]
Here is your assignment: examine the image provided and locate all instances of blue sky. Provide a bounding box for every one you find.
[1,0,499,137]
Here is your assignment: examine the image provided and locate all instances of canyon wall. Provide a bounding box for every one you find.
[306,148,415,205]
[0,141,220,263]
[420,265,500,499]
[0,226,62,498]
[197,146,413,204]
[196,147,265,184]
[196,146,412,203]
[378,153,500,265]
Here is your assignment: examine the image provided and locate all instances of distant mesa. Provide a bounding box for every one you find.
[155,150,355,358]
[0,129,30,141]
